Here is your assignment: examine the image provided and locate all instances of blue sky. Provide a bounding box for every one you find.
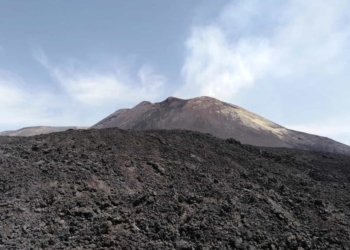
[1,0,350,145]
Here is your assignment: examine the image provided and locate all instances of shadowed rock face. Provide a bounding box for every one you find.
[0,126,86,137]
[92,96,350,155]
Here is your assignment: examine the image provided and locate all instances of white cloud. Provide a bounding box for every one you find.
[176,0,350,146]
[177,25,274,99]
[273,0,350,77]
[138,64,167,95]
[33,49,166,105]
[177,0,350,101]
[0,50,167,130]
[0,71,67,127]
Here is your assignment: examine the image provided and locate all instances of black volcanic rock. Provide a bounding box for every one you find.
[0,128,350,249]
[92,96,350,155]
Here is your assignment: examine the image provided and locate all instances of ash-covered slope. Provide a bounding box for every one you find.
[1,128,350,249]
[92,96,350,155]
[0,126,86,137]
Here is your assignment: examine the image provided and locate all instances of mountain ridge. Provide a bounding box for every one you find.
[0,126,87,137]
[92,96,350,155]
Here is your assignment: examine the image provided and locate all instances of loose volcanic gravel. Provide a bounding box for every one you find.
[0,128,350,249]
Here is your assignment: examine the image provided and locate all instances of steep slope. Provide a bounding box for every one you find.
[0,126,87,137]
[0,128,350,249]
[92,96,350,155]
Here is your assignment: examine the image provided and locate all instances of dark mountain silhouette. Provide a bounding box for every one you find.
[92,96,350,155]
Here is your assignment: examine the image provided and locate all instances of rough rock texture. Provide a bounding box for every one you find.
[92,96,350,155]
[0,128,350,249]
[0,126,86,137]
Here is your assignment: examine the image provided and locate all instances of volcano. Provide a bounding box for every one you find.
[92,96,350,155]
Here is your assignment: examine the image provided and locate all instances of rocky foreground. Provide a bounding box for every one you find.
[0,128,350,249]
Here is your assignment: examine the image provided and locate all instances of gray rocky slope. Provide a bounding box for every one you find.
[92,96,350,155]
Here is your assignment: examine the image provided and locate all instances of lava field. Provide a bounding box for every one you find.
[0,128,350,249]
